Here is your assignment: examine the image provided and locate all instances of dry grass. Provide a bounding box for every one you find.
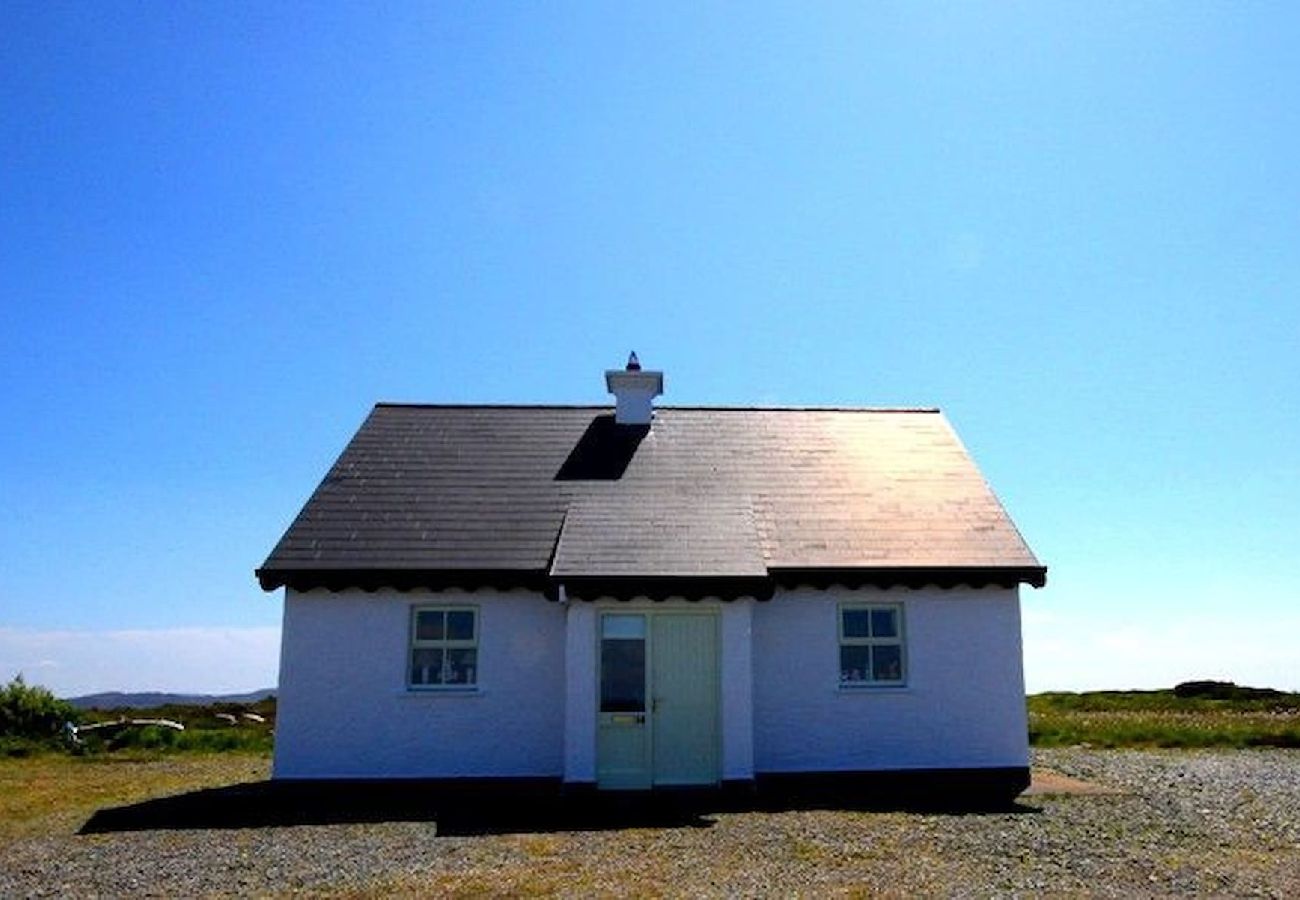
[4,749,1298,897]
[0,751,268,840]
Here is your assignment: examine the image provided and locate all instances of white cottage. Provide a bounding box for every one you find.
[257,357,1045,799]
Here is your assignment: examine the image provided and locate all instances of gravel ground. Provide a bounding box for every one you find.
[2,748,1298,897]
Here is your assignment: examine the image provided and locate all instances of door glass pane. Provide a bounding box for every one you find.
[602,614,646,639]
[601,637,646,712]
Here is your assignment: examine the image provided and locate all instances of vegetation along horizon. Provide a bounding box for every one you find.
[4,675,1299,761]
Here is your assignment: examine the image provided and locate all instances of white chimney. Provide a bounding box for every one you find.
[605,351,663,425]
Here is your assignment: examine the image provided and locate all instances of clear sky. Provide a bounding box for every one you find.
[2,3,1297,696]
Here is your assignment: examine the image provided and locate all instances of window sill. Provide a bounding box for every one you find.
[399,687,483,698]
[837,683,911,694]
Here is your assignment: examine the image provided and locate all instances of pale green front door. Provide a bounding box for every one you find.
[650,613,720,786]
[596,611,720,789]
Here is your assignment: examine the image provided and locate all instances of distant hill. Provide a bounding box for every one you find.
[64,688,276,710]
[1029,680,1300,708]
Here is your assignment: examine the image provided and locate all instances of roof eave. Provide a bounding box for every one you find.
[254,567,550,594]
[257,564,1047,595]
[556,575,774,602]
[771,565,1047,590]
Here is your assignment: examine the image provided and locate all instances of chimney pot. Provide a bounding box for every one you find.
[605,354,663,425]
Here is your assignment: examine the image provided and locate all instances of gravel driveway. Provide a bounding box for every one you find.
[2,748,1297,897]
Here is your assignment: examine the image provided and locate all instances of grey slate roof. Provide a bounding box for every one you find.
[552,494,768,578]
[256,404,1045,596]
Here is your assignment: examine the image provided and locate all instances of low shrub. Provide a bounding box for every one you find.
[0,675,79,748]
[1172,680,1292,702]
[1,736,46,758]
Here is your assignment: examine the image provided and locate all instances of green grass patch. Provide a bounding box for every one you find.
[71,696,276,756]
[0,751,269,839]
[1029,684,1300,748]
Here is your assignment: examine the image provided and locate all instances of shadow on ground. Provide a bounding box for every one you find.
[80,780,1039,836]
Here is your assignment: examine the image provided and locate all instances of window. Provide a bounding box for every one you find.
[839,604,905,686]
[600,614,646,713]
[409,607,477,688]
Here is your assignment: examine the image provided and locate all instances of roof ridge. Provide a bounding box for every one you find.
[373,402,941,413]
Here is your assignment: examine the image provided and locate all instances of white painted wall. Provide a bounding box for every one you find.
[275,585,1027,780]
[562,601,597,783]
[752,586,1028,773]
[274,588,565,779]
[719,598,755,780]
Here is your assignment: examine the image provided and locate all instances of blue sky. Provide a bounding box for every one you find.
[2,3,1296,695]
